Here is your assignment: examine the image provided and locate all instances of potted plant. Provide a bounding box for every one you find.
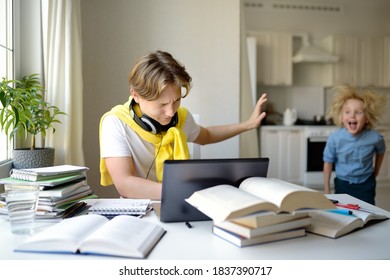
[0,73,66,169]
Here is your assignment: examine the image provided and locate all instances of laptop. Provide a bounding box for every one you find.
[156,157,269,223]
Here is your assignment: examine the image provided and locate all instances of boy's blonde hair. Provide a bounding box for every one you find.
[128,50,192,101]
[328,85,387,129]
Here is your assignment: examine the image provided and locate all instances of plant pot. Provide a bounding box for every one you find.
[12,148,55,169]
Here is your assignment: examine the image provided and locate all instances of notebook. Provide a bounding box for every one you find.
[157,158,269,223]
[88,198,151,217]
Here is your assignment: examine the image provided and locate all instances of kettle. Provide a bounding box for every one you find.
[283,108,297,126]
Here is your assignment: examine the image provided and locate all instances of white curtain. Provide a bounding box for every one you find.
[41,0,84,165]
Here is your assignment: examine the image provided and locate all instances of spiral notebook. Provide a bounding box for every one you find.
[9,165,89,181]
[88,198,151,217]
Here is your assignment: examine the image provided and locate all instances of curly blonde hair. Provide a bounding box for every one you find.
[328,85,387,129]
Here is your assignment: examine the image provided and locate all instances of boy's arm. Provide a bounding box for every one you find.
[374,153,385,177]
[194,93,267,145]
[323,162,333,194]
[104,156,162,199]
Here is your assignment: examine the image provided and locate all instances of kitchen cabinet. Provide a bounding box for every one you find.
[377,127,390,182]
[323,35,358,86]
[247,32,390,87]
[324,35,388,87]
[260,127,304,184]
[358,37,384,87]
[247,31,293,86]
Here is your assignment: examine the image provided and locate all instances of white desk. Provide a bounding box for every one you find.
[1,194,389,260]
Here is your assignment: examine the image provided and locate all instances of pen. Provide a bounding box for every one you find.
[185,221,192,228]
[335,203,383,215]
[326,209,353,216]
[63,202,87,218]
[335,203,360,210]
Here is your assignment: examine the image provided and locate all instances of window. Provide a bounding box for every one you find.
[0,0,14,163]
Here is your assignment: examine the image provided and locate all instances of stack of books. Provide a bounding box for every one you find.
[0,165,95,221]
[212,211,310,247]
[185,177,337,247]
[214,205,390,245]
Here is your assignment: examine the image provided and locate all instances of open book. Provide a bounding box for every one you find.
[15,214,166,258]
[185,177,335,222]
[305,209,389,238]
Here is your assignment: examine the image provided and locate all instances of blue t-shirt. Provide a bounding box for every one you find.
[323,128,386,184]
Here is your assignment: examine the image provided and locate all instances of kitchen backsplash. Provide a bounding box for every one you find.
[259,85,390,125]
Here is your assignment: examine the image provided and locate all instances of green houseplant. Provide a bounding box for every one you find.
[0,74,66,168]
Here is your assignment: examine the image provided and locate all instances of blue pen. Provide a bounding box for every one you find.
[326,209,353,216]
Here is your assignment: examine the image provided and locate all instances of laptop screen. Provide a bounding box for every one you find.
[159,158,269,222]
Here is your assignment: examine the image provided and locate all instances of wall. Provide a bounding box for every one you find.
[245,0,390,38]
[81,0,241,198]
[244,0,390,123]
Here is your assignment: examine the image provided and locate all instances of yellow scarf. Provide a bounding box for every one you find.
[99,97,190,185]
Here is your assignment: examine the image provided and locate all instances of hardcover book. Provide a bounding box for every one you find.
[215,216,311,239]
[213,226,306,247]
[232,211,309,228]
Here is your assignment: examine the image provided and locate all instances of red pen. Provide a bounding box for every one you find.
[335,203,360,210]
[336,203,383,214]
